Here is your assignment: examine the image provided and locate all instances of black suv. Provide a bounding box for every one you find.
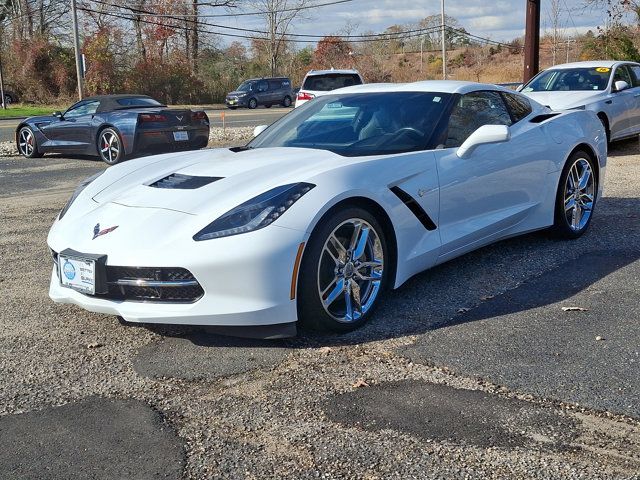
[226,77,294,109]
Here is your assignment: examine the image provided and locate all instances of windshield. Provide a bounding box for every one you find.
[116,97,163,107]
[247,92,452,157]
[237,81,256,92]
[302,73,362,91]
[522,67,611,92]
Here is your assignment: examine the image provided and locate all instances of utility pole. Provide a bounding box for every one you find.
[523,0,541,83]
[71,0,85,100]
[441,0,447,79]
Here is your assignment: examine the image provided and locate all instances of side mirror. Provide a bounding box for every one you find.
[515,84,524,92]
[613,80,630,92]
[253,125,268,137]
[52,111,63,118]
[457,125,510,159]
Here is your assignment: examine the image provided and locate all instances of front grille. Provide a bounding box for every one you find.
[102,266,204,302]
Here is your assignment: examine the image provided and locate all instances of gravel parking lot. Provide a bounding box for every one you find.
[1,137,639,479]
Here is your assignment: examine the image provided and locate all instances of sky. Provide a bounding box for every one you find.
[217,0,616,45]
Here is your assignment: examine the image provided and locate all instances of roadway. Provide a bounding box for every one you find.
[0,106,290,143]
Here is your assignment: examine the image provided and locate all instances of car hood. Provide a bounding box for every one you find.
[524,90,604,110]
[90,147,345,216]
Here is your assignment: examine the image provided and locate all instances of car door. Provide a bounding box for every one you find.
[40,100,100,151]
[608,65,636,139]
[625,64,640,134]
[255,80,269,105]
[433,91,550,261]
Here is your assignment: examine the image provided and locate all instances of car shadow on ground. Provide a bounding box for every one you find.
[138,195,640,349]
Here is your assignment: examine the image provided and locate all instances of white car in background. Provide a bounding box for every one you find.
[520,60,640,143]
[295,69,364,107]
[48,81,605,337]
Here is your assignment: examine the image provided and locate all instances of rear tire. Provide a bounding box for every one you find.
[97,127,125,165]
[550,150,597,239]
[297,207,389,333]
[282,96,292,108]
[17,126,43,158]
[248,98,258,109]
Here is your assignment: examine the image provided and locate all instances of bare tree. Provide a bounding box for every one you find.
[251,0,311,77]
[546,0,566,64]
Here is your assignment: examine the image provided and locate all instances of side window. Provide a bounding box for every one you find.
[268,80,281,91]
[613,65,633,87]
[445,91,512,148]
[64,100,100,119]
[502,93,532,123]
[257,80,269,92]
[629,65,640,87]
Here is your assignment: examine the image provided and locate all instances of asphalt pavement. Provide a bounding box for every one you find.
[0,106,289,142]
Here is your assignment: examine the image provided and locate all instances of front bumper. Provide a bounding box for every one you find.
[48,223,308,328]
[226,97,248,107]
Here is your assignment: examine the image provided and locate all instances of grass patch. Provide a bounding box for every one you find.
[0,104,64,119]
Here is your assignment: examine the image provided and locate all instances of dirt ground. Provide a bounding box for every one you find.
[1,140,639,479]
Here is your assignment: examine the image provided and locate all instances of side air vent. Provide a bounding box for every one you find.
[148,173,222,189]
[390,186,437,231]
[530,113,561,123]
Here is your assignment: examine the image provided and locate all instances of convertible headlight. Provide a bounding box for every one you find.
[58,171,104,220]
[193,182,315,241]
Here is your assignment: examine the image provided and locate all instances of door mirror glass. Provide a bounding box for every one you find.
[52,111,63,118]
[457,124,510,159]
[614,80,630,92]
[253,125,268,137]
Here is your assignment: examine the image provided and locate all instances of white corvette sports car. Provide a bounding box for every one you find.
[48,81,606,337]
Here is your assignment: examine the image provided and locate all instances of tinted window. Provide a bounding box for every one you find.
[502,92,532,123]
[268,80,282,90]
[613,65,633,87]
[445,91,512,148]
[522,67,611,92]
[630,65,640,87]
[257,80,269,92]
[248,92,451,157]
[116,97,162,107]
[302,73,362,92]
[64,100,100,118]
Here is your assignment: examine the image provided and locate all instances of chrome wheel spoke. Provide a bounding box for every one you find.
[351,280,362,314]
[352,226,370,260]
[328,235,347,262]
[564,197,576,212]
[322,278,345,308]
[578,167,591,190]
[344,281,354,320]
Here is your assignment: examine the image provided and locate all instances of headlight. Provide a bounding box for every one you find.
[193,182,315,241]
[58,171,104,220]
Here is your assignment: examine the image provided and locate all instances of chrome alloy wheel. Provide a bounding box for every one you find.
[317,219,384,323]
[18,128,35,156]
[564,157,595,231]
[99,130,120,163]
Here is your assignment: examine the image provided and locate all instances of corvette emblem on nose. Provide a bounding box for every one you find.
[93,223,119,240]
[176,115,183,122]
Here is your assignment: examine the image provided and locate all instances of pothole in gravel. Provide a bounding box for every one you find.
[0,397,184,480]
[324,380,578,449]
[132,333,292,380]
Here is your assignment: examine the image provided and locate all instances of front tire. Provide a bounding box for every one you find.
[248,98,258,109]
[550,150,597,239]
[297,207,389,332]
[17,126,43,158]
[97,128,125,165]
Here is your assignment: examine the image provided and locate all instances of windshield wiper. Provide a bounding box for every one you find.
[229,145,254,152]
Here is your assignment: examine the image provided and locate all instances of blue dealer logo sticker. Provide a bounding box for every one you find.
[63,260,76,280]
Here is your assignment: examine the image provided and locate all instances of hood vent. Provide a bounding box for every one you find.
[148,173,223,189]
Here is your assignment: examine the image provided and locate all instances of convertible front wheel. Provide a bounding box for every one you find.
[298,207,389,332]
[17,126,43,158]
[98,128,125,165]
